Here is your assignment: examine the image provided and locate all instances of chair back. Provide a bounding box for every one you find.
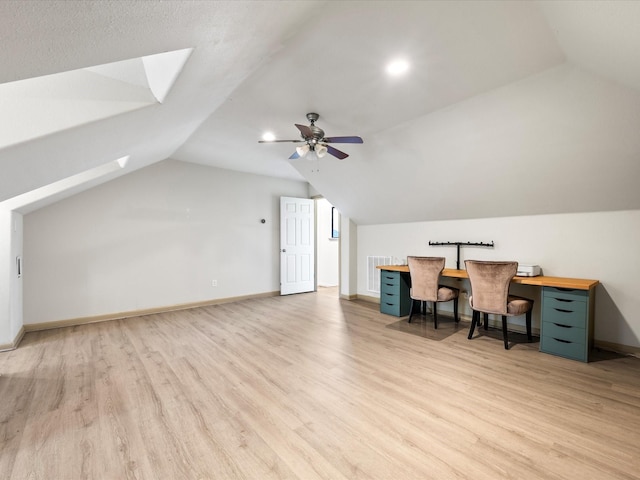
[407,256,446,302]
[465,260,517,315]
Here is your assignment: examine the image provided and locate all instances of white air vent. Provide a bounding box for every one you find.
[367,256,392,293]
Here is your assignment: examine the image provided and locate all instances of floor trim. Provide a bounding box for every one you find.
[0,326,25,352]
[13,291,640,358]
[23,291,280,334]
[594,339,640,358]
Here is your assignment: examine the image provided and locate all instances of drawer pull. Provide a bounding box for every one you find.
[555,298,574,303]
[553,338,572,344]
[555,288,574,292]
[554,308,574,313]
[384,283,394,286]
[385,302,394,306]
[553,323,572,329]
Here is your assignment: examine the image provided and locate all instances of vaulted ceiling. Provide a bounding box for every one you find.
[2,1,640,224]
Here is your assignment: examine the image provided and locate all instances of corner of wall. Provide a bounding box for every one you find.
[339,216,358,298]
[0,209,24,347]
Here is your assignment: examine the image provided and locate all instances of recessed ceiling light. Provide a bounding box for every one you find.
[386,59,410,76]
[262,132,275,142]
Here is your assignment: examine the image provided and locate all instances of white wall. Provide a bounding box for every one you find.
[358,210,640,349]
[0,210,23,347]
[23,160,308,325]
[316,198,339,287]
[340,216,358,299]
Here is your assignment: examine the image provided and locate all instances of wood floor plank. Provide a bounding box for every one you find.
[1,287,639,479]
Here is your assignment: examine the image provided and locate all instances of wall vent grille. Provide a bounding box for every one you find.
[367,256,392,293]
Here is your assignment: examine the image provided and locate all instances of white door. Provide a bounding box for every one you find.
[280,196,315,295]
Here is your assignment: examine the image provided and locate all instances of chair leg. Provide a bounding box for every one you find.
[433,302,438,329]
[408,299,417,323]
[502,315,509,349]
[468,310,479,339]
[526,308,533,342]
[483,313,489,330]
[453,297,459,323]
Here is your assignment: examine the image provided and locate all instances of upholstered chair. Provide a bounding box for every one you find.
[407,256,459,328]
[465,260,533,350]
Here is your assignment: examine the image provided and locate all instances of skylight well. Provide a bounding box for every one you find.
[0,48,193,150]
[0,156,130,214]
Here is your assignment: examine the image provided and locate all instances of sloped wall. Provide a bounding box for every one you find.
[299,65,640,226]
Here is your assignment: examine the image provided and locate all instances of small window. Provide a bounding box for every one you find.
[331,207,339,238]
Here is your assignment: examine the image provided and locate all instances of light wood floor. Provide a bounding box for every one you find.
[1,287,639,479]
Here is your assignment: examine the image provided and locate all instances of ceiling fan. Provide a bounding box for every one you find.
[259,112,363,160]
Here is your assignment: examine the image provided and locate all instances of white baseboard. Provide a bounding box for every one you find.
[23,291,280,334]
[0,326,25,352]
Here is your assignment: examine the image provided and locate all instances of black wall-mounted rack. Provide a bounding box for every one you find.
[428,241,495,269]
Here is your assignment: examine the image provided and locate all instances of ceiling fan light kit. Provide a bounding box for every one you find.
[315,144,328,158]
[259,112,363,160]
[295,144,310,157]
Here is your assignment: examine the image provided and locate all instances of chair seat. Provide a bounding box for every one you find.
[468,295,532,316]
[411,286,458,302]
[507,295,533,316]
[437,286,458,302]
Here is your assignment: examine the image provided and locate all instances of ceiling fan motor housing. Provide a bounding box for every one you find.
[304,113,324,142]
[308,126,324,142]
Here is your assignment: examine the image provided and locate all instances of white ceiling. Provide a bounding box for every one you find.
[2,0,640,224]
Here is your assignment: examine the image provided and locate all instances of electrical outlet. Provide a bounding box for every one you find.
[211,280,217,287]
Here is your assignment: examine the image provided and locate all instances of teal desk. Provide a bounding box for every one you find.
[378,266,599,362]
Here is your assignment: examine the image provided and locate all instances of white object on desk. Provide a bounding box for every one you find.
[517,264,541,277]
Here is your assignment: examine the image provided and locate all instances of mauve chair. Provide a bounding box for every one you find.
[465,260,533,350]
[407,256,459,329]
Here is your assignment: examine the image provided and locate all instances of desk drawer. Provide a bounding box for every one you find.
[543,296,587,316]
[380,293,411,316]
[543,304,587,327]
[380,300,401,316]
[380,272,401,286]
[543,287,588,303]
[541,335,587,362]
[542,321,585,344]
[381,280,401,295]
[381,291,401,305]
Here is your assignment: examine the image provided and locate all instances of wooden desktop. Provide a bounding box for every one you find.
[378,265,598,290]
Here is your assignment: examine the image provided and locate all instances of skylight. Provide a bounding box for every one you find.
[0,48,192,150]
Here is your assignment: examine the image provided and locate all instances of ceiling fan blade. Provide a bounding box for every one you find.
[289,151,301,160]
[326,145,349,160]
[323,136,363,144]
[295,124,313,138]
[258,139,303,143]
